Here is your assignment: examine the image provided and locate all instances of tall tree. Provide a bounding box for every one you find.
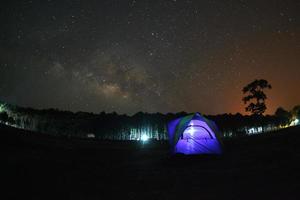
[242,79,272,115]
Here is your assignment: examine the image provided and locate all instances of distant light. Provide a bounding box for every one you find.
[87,133,95,138]
[257,127,263,133]
[290,118,299,126]
[248,127,256,134]
[141,134,149,142]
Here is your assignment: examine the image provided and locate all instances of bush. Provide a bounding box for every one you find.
[0,112,9,122]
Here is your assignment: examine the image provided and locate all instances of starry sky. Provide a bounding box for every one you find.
[0,0,299,115]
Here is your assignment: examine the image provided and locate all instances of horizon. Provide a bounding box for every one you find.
[1,99,297,117]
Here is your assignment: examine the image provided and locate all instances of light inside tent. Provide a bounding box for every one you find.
[167,113,223,155]
[190,127,195,136]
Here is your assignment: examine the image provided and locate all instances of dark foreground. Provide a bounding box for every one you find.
[2,124,300,200]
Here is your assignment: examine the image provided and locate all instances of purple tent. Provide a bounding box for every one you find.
[167,113,223,155]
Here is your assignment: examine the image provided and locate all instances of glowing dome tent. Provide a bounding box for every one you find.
[167,113,223,155]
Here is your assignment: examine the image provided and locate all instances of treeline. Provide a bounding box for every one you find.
[0,101,299,140]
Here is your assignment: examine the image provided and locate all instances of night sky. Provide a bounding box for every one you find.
[0,0,299,115]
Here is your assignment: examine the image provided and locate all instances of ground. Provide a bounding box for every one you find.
[1,124,300,200]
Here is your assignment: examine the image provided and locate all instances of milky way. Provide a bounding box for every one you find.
[0,0,299,114]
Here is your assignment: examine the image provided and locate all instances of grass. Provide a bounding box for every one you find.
[1,124,300,200]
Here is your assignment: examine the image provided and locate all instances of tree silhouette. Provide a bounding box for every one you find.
[275,107,291,126]
[292,105,300,118]
[0,111,8,122]
[242,79,272,115]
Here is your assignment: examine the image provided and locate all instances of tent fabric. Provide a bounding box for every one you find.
[167,113,223,155]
